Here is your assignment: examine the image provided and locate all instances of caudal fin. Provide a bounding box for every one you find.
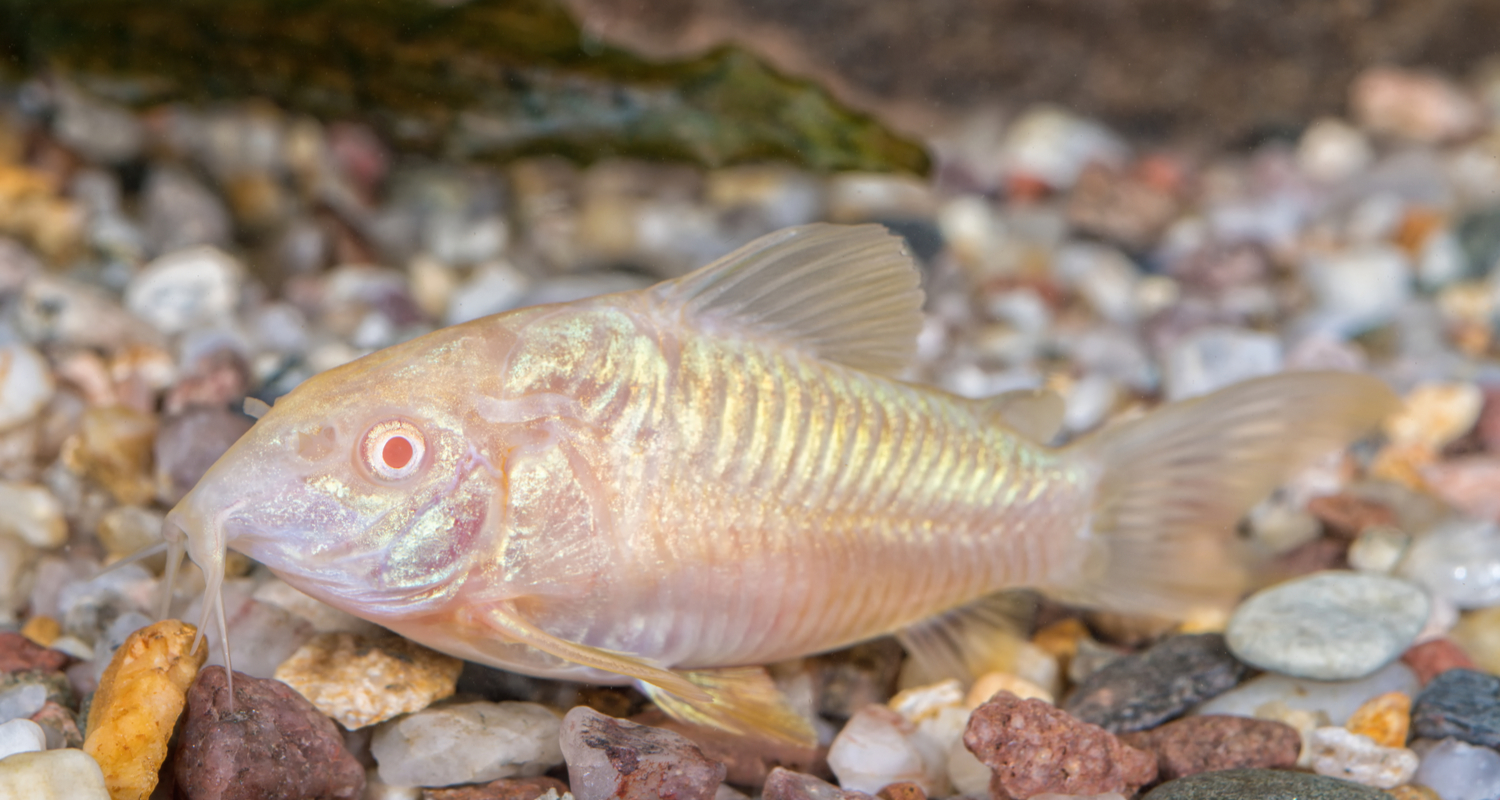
[1057,371,1398,616]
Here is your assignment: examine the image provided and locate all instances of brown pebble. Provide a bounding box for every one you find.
[762,767,876,799]
[560,706,727,800]
[1307,494,1397,539]
[876,781,928,800]
[1119,715,1301,781]
[1346,691,1411,748]
[1402,638,1477,685]
[0,630,69,673]
[62,404,158,505]
[421,776,570,800]
[152,406,254,505]
[965,691,1157,799]
[174,666,366,800]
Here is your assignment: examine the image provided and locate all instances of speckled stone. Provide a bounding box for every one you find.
[273,633,462,729]
[1412,668,1500,748]
[628,709,826,788]
[1140,768,1391,800]
[1063,634,1250,733]
[174,666,365,800]
[560,706,726,800]
[1120,715,1301,781]
[1307,726,1417,789]
[965,691,1157,799]
[1225,572,1429,680]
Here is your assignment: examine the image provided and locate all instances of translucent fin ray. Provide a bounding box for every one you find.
[896,590,1039,687]
[1060,371,1398,616]
[655,223,925,376]
[636,666,817,747]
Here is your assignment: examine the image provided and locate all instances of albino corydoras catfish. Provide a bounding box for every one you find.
[156,223,1395,744]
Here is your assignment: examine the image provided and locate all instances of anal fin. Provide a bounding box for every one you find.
[635,666,817,748]
[896,590,1040,688]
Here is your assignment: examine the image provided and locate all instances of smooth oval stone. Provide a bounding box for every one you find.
[1141,768,1389,800]
[1413,738,1500,800]
[1226,571,1429,680]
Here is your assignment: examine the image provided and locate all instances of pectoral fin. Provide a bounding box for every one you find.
[635,666,818,747]
[475,602,709,703]
[897,590,1040,687]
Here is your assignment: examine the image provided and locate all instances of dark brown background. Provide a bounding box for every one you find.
[565,0,1500,144]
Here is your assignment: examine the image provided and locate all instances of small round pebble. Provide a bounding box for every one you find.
[1225,571,1430,680]
[0,718,45,759]
[1412,668,1500,748]
[0,748,110,800]
[0,343,55,433]
[371,700,563,788]
[1413,737,1500,800]
[1140,768,1391,800]
[761,766,876,800]
[1402,638,1476,685]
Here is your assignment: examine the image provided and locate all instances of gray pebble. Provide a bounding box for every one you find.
[1141,767,1390,800]
[1226,571,1429,680]
[1413,669,1500,749]
[1063,633,1249,734]
[0,684,47,724]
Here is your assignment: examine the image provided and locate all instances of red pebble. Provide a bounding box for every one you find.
[0,632,69,674]
[1402,638,1477,685]
[965,691,1157,800]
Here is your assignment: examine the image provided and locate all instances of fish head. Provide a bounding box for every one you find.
[163,323,518,627]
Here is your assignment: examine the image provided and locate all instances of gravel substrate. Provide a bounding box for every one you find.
[0,61,1499,800]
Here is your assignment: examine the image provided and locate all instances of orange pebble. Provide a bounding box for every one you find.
[1032,618,1089,660]
[1345,691,1411,748]
[20,615,60,647]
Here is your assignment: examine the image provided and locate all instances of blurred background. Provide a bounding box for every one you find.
[4,2,1500,797]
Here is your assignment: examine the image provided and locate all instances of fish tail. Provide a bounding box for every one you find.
[1055,371,1397,616]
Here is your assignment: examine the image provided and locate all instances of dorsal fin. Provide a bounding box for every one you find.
[654,223,925,376]
[977,388,1066,443]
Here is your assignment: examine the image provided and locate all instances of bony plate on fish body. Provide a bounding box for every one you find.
[145,223,1396,745]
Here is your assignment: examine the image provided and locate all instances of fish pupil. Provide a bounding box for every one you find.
[382,436,414,469]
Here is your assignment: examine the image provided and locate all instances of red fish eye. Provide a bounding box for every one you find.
[362,419,426,481]
[383,436,414,469]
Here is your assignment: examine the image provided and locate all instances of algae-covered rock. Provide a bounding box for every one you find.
[0,0,928,175]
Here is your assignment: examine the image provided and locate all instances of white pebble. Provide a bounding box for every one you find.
[1297,117,1373,183]
[1308,726,1417,789]
[826,705,934,795]
[370,701,562,788]
[125,245,243,335]
[0,344,53,433]
[0,748,110,799]
[0,720,45,760]
[0,685,46,725]
[1164,327,1282,401]
[0,484,66,550]
[1348,526,1411,574]
[1303,245,1413,335]
[1414,737,1500,800]
[1402,518,1500,608]
[1194,660,1419,725]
